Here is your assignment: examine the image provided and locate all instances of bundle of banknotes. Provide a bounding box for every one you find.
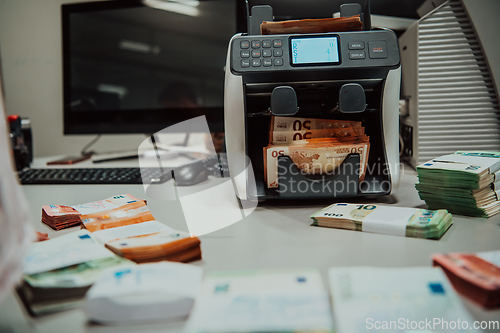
[41,194,147,230]
[42,195,202,264]
[311,203,453,239]
[432,250,500,308]
[264,116,370,188]
[416,151,500,217]
[20,229,134,315]
[100,222,202,263]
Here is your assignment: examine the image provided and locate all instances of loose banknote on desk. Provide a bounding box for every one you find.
[185,269,334,333]
[433,250,500,308]
[311,203,453,239]
[416,151,500,217]
[329,267,481,333]
[264,116,370,188]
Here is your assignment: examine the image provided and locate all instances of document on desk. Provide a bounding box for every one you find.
[185,269,334,333]
[329,267,479,333]
[22,229,115,275]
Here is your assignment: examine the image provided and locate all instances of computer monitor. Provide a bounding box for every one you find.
[62,0,244,135]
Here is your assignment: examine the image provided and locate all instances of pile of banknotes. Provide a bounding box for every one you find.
[41,194,147,230]
[103,223,202,263]
[416,151,500,217]
[264,116,370,188]
[41,194,202,264]
[311,203,453,239]
[433,250,500,308]
[42,205,81,230]
[20,229,134,315]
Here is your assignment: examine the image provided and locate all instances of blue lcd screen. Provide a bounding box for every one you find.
[291,37,340,65]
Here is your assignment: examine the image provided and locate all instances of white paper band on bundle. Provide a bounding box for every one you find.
[494,169,500,182]
[362,206,418,237]
[495,189,500,201]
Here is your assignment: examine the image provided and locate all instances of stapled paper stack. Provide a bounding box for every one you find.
[432,250,500,308]
[416,151,500,217]
[264,116,370,188]
[311,203,452,239]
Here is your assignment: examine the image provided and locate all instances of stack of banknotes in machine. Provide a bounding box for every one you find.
[264,116,370,188]
[416,151,500,217]
[42,194,202,264]
[311,203,453,239]
[432,250,500,308]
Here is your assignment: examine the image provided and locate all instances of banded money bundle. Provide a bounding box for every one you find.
[416,151,500,218]
[105,229,202,263]
[311,203,453,239]
[264,116,370,188]
[432,250,500,308]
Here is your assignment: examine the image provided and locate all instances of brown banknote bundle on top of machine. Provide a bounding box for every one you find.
[264,116,370,188]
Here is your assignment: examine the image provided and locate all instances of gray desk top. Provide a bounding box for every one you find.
[1,160,500,333]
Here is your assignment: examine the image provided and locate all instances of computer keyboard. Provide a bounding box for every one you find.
[18,155,229,185]
[18,168,161,185]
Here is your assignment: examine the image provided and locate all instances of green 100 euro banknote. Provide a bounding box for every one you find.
[311,203,453,239]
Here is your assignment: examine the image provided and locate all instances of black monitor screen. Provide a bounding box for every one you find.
[63,0,239,134]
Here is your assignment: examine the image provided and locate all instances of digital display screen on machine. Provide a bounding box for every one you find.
[290,36,340,65]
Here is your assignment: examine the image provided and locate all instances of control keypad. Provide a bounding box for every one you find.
[237,38,284,69]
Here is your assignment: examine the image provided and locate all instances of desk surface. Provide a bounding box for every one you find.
[1,159,500,333]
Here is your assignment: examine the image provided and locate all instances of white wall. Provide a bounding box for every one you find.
[0,0,146,157]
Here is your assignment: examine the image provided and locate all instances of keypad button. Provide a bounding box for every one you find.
[241,50,250,58]
[273,49,283,57]
[251,40,261,48]
[348,41,365,50]
[262,49,272,57]
[274,58,283,66]
[241,59,250,67]
[368,40,388,59]
[251,50,261,58]
[273,39,282,47]
[252,59,261,67]
[240,40,250,49]
[262,40,271,48]
[349,51,366,60]
[263,58,272,67]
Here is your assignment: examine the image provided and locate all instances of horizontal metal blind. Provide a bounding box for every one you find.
[417,0,500,163]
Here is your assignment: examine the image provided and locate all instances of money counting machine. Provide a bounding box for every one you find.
[224,0,401,201]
